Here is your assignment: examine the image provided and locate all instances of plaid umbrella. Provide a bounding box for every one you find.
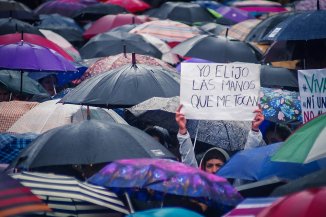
[0,172,50,216]
[0,132,38,164]
[0,101,39,132]
[219,19,261,41]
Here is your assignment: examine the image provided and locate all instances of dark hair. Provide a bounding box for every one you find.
[200,148,229,170]
[266,124,292,141]
[144,127,166,145]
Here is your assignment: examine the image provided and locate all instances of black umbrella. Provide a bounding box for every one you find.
[146,2,215,25]
[73,3,128,21]
[0,17,43,36]
[172,34,262,63]
[0,0,39,21]
[79,31,162,59]
[142,0,191,8]
[60,60,180,108]
[10,120,177,170]
[260,65,298,89]
[245,11,297,43]
[271,169,326,197]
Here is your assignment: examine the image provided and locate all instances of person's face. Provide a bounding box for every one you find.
[0,87,10,102]
[205,158,224,174]
[40,76,56,96]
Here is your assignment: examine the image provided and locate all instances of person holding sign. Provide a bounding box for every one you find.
[176,105,265,174]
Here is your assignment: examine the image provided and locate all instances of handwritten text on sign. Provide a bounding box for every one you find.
[298,69,326,123]
[180,63,261,120]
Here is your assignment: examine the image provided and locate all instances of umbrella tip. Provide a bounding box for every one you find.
[132,53,136,65]
[225,28,229,38]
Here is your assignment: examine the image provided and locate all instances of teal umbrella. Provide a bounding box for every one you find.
[0,70,49,96]
[126,208,204,217]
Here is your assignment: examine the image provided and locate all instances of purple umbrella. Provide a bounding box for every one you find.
[88,158,243,209]
[0,41,76,92]
[215,6,253,23]
[176,58,212,73]
[35,1,87,17]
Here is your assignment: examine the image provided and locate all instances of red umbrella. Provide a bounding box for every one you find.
[83,13,149,39]
[257,188,326,217]
[104,0,150,13]
[0,33,74,61]
[0,173,51,216]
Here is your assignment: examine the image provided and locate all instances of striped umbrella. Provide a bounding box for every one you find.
[11,172,130,216]
[0,173,50,217]
[219,19,261,41]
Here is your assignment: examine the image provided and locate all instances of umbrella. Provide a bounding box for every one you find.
[34,0,87,17]
[0,0,38,21]
[0,33,74,61]
[271,168,326,196]
[75,53,175,84]
[11,172,130,215]
[0,17,43,36]
[245,12,297,43]
[271,114,326,164]
[8,99,128,134]
[219,19,261,41]
[79,31,162,59]
[171,34,262,63]
[147,2,215,25]
[0,172,50,216]
[104,0,150,13]
[10,120,176,170]
[258,188,326,217]
[260,65,298,89]
[263,10,326,41]
[295,0,326,11]
[0,101,39,132]
[60,62,179,108]
[73,3,127,21]
[217,142,323,181]
[130,20,200,44]
[232,0,287,13]
[126,207,204,217]
[199,22,227,35]
[260,87,302,124]
[224,197,278,217]
[214,6,253,23]
[0,70,49,97]
[83,13,149,39]
[88,158,243,209]
[0,132,38,164]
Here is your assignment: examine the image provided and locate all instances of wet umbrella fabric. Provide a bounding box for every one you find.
[11,120,176,169]
[80,31,162,59]
[105,0,151,13]
[214,6,253,23]
[219,19,261,41]
[73,3,127,21]
[199,22,227,35]
[0,70,49,96]
[172,35,261,63]
[11,172,130,215]
[88,158,243,208]
[0,18,43,36]
[126,207,204,217]
[35,0,87,17]
[260,65,298,89]
[0,173,51,216]
[217,142,322,181]
[60,64,179,108]
[0,0,38,21]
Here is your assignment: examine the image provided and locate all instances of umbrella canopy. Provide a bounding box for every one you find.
[0,17,43,36]
[35,0,87,17]
[214,6,253,23]
[258,188,326,217]
[0,33,74,61]
[83,14,149,39]
[147,2,215,25]
[104,0,150,13]
[263,10,326,41]
[260,65,298,89]
[130,20,200,43]
[11,120,176,170]
[271,114,326,164]
[219,19,261,41]
[232,0,287,13]
[271,169,326,196]
[88,158,242,208]
[0,70,49,96]
[79,31,162,59]
[76,53,175,84]
[172,34,262,63]
[126,207,204,217]
[217,142,322,181]
[73,3,127,21]
[0,41,76,72]
[0,132,38,164]
[0,172,50,216]
[0,0,38,21]
[60,63,179,108]
[0,101,39,132]
[295,0,326,11]
[8,99,127,134]
[11,172,130,215]
[260,87,302,124]
[199,22,227,35]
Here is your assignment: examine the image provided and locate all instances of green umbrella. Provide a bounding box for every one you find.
[271,114,326,164]
[0,70,49,96]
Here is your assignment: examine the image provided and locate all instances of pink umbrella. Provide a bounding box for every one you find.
[232,0,287,13]
[83,14,150,39]
[104,0,150,13]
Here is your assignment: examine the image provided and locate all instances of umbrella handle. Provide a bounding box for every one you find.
[124,192,134,213]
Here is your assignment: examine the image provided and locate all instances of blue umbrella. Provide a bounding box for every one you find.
[127,207,204,217]
[217,143,323,181]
